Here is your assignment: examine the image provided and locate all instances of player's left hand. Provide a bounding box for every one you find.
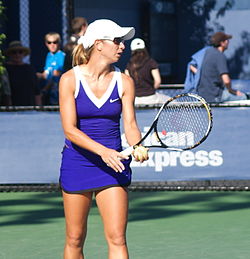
[101,148,129,173]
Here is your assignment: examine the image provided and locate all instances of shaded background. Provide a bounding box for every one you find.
[2,0,250,83]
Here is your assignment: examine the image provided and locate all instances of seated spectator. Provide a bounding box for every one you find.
[0,68,12,106]
[185,32,249,102]
[4,41,41,106]
[37,32,65,105]
[125,38,170,105]
[63,17,88,71]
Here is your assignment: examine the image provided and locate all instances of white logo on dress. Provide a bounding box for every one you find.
[110,98,120,103]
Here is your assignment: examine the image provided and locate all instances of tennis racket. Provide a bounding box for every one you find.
[121,93,213,156]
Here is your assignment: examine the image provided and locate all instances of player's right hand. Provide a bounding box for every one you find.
[132,145,149,163]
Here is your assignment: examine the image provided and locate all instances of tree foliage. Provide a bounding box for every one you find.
[0,0,6,75]
[181,0,235,45]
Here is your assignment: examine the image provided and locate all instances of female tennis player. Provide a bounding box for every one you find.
[59,19,148,259]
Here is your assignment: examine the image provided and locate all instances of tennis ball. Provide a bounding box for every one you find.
[133,146,148,161]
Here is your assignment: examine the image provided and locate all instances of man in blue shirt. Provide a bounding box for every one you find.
[190,32,248,102]
[37,32,65,105]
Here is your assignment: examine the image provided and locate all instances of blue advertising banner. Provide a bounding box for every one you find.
[125,107,250,182]
[0,107,249,184]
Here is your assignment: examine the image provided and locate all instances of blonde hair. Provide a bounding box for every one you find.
[44,32,61,43]
[72,44,93,66]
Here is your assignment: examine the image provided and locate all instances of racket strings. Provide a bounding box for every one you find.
[157,95,211,149]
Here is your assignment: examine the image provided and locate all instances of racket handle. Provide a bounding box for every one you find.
[120,146,134,157]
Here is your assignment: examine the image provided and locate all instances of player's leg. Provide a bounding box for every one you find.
[62,191,93,259]
[95,186,129,259]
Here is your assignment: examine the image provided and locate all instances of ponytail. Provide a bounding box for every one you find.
[72,44,93,66]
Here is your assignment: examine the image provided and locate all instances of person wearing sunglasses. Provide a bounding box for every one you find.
[4,41,41,106]
[36,32,65,105]
[59,19,148,258]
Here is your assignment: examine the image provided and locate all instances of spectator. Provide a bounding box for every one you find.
[184,46,211,93]
[37,32,65,105]
[63,17,88,71]
[186,32,248,102]
[4,41,41,106]
[0,68,12,105]
[125,38,169,105]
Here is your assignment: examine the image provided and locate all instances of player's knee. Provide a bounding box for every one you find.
[107,232,127,247]
[66,232,84,248]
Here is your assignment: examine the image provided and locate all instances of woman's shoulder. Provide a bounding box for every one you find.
[120,71,134,91]
[61,68,75,80]
[59,69,76,94]
[119,70,132,80]
[60,69,76,87]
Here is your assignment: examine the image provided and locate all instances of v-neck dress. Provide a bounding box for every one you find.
[59,66,132,193]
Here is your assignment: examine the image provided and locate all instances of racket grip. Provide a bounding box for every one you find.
[120,146,134,157]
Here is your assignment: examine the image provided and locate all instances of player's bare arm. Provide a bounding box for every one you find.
[121,73,141,145]
[121,73,148,162]
[59,70,126,172]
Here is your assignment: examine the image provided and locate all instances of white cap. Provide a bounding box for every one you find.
[130,38,145,51]
[78,19,135,49]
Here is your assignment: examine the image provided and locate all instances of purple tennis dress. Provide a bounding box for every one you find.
[59,66,132,193]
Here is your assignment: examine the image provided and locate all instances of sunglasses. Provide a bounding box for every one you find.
[113,37,125,45]
[47,41,59,45]
[11,50,24,55]
[103,37,124,45]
